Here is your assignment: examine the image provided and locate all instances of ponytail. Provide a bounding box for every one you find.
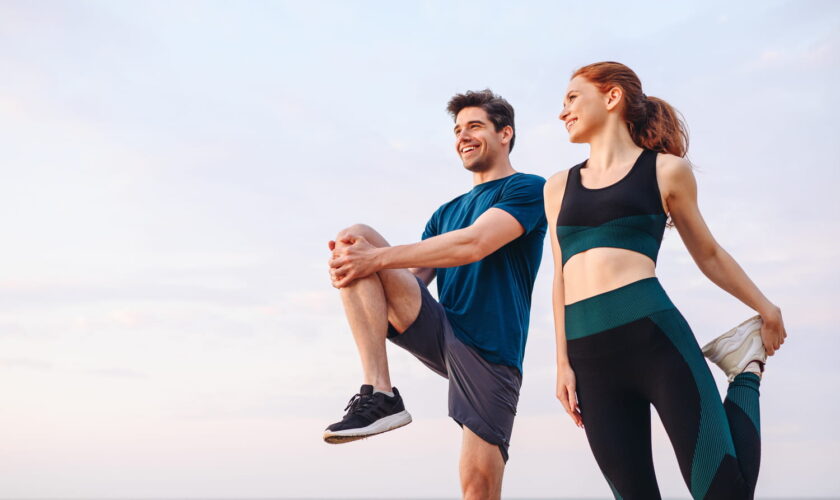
[573,62,689,157]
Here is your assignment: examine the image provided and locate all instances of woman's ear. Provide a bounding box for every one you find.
[605,86,623,111]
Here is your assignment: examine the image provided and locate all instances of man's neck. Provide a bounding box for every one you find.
[472,158,516,185]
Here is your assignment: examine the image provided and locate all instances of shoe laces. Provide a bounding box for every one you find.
[344,392,375,414]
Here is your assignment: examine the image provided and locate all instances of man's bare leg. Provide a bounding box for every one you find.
[460,427,505,500]
[339,272,392,391]
[332,224,423,392]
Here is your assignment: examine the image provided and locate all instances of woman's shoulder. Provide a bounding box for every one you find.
[544,168,574,205]
[545,168,573,190]
[655,152,692,176]
[655,153,696,199]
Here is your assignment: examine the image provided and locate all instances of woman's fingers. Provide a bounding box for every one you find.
[567,386,583,427]
[557,390,571,413]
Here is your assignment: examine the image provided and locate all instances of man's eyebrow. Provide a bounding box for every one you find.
[455,120,485,131]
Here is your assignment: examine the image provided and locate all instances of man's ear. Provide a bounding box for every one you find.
[500,125,513,147]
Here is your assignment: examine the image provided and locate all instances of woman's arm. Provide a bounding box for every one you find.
[544,171,583,427]
[659,155,787,355]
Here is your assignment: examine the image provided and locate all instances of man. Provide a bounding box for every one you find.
[324,89,546,500]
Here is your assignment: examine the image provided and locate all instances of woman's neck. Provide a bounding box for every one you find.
[586,120,643,171]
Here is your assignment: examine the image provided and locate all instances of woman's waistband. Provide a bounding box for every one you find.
[564,277,676,341]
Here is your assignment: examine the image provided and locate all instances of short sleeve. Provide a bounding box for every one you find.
[492,174,546,234]
[422,208,440,240]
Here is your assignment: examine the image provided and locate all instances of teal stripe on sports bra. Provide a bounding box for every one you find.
[557,213,667,265]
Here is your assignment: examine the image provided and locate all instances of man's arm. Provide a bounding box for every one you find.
[409,267,436,287]
[330,208,524,288]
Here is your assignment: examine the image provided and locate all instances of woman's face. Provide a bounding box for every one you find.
[559,75,610,144]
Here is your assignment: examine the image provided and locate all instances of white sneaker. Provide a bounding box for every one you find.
[701,315,767,382]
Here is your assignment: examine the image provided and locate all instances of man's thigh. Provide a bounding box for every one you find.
[337,224,422,332]
[379,268,422,333]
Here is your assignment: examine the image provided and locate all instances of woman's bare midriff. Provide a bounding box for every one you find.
[563,247,657,305]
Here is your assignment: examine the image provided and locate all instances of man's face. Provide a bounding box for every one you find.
[453,107,510,172]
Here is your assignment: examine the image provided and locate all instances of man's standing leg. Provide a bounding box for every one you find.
[460,427,505,500]
[324,224,423,442]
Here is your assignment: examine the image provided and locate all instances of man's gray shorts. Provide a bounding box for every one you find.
[387,278,522,462]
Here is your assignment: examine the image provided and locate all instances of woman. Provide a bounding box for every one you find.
[544,62,787,499]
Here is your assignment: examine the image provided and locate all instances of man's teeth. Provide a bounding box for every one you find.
[462,146,476,153]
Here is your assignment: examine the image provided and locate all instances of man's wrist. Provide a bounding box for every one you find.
[373,246,390,271]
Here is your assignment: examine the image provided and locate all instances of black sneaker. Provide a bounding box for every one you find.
[323,384,412,444]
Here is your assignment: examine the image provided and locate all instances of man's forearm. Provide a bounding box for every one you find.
[376,228,482,270]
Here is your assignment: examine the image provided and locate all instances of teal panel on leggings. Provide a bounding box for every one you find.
[606,477,623,500]
[564,278,675,340]
[727,373,761,432]
[557,213,667,265]
[649,309,737,500]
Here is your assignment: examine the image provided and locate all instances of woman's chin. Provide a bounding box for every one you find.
[568,132,585,144]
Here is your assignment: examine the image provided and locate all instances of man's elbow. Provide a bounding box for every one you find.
[463,236,493,263]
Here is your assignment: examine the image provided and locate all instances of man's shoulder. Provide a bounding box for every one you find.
[512,172,547,183]
[506,172,547,190]
[430,191,470,219]
[494,173,546,201]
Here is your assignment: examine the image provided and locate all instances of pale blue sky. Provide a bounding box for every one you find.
[0,0,838,498]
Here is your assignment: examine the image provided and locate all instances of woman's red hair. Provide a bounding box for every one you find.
[573,62,689,157]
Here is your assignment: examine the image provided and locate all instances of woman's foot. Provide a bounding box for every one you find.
[702,315,767,382]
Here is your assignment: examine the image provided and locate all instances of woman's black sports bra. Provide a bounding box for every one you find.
[556,149,667,266]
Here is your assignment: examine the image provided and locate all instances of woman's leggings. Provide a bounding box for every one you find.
[566,277,761,500]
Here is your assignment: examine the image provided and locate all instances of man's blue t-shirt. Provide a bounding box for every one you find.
[423,172,546,373]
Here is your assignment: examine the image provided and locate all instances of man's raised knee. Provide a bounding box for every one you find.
[335,223,389,248]
[336,223,372,242]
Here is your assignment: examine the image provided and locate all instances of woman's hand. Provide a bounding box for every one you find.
[759,304,787,356]
[557,363,583,428]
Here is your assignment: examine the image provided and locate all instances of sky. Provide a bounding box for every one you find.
[0,0,838,498]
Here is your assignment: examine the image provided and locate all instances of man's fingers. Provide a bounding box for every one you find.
[335,270,357,288]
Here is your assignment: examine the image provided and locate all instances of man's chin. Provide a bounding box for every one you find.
[463,160,490,173]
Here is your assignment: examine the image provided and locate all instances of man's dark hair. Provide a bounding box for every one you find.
[446,89,516,153]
